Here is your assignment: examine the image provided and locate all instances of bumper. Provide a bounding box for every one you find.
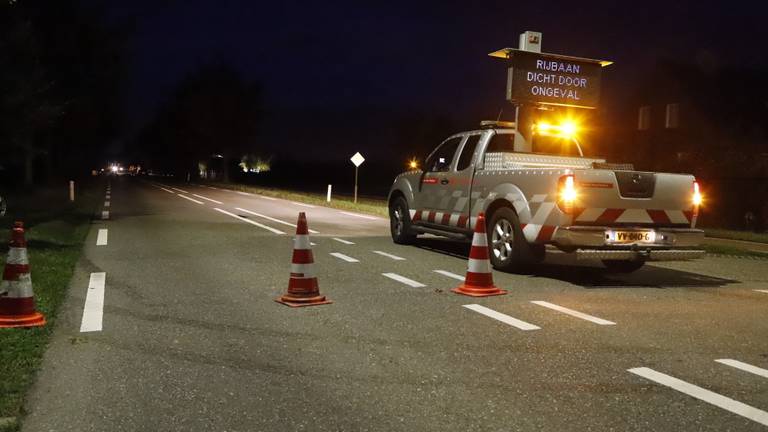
[552,226,705,262]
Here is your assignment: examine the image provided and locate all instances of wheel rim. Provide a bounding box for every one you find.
[491,219,514,261]
[392,205,404,236]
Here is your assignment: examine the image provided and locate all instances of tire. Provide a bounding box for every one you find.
[389,196,417,244]
[486,207,538,272]
[602,259,645,273]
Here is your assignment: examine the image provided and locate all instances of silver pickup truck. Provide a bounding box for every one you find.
[388,122,705,273]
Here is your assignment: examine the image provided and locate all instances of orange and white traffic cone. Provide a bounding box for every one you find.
[452,212,507,297]
[275,212,332,307]
[0,222,46,328]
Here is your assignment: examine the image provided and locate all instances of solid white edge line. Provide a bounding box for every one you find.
[340,211,380,220]
[235,207,320,234]
[382,272,425,288]
[372,251,406,261]
[236,191,251,196]
[754,289,768,294]
[171,187,189,193]
[212,208,285,234]
[160,187,175,193]
[96,229,108,246]
[101,210,109,220]
[330,252,359,263]
[332,237,355,245]
[463,304,540,331]
[530,300,616,325]
[433,269,465,281]
[291,201,316,208]
[177,194,204,205]
[258,195,277,201]
[628,367,768,426]
[192,193,223,204]
[715,359,768,379]
[80,272,106,332]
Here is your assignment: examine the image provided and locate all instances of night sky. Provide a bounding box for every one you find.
[103,0,768,160]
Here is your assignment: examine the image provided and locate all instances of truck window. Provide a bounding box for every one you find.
[425,137,462,172]
[486,133,515,153]
[456,135,480,171]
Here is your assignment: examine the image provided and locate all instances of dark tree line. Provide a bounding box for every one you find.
[0,0,125,187]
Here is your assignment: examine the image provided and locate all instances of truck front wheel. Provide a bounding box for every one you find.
[487,207,537,272]
[389,196,417,245]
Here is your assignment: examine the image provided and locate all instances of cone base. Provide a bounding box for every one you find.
[0,312,46,328]
[451,284,507,297]
[275,295,332,308]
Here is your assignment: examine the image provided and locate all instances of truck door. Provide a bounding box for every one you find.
[414,136,463,225]
[415,134,480,229]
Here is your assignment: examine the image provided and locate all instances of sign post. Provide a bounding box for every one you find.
[350,152,365,204]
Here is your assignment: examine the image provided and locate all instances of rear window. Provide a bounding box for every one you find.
[486,133,514,153]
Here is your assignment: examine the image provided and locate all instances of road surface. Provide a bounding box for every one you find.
[22,177,768,431]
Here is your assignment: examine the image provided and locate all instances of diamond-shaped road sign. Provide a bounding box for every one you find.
[350,152,365,167]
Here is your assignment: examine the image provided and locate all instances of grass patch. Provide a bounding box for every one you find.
[702,243,768,258]
[0,181,101,431]
[704,228,768,244]
[203,181,389,218]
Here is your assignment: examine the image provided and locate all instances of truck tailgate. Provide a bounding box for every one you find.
[573,170,695,227]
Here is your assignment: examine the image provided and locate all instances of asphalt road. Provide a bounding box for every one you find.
[21,176,768,431]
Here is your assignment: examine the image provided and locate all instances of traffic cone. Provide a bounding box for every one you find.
[452,212,507,297]
[0,222,46,328]
[275,212,332,307]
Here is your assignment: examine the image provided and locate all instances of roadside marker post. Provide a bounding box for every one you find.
[327,184,332,202]
[350,152,365,204]
[69,181,75,202]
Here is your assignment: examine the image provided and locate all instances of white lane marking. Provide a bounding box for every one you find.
[715,359,768,379]
[105,194,111,199]
[236,191,251,196]
[330,252,359,263]
[382,272,425,288]
[101,210,109,220]
[104,201,110,207]
[80,272,106,332]
[332,237,355,245]
[463,304,541,331]
[372,251,406,261]
[433,269,465,281]
[160,187,175,194]
[628,367,768,427]
[192,193,223,204]
[213,208,285,234]
[311,242,317,246]
[530,301,616,325]
[235,207,320,234]
[177,194,204,205]
[291,201,316,208]
[258,195,278,201]
[755,289,768,294]
[96,229,108,246]
[171,187,189,193]
[340,211,380,220]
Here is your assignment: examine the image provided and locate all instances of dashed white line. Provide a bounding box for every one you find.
[235,207,320,234]
[104,201,110,207]
[171,187,189,193]
[258,195,277,201]
[236,191,251,196]
[332,237,355,245]
[715,359,768,379]
[340,211,380,220]
[213,208,285,234]
[531,301,616,325]
[433,269,465,281]
[160,187,175,194]
[330,252,359,263]
[382,272,425,287]
[372,251,406,261]
[80,272,106,332]
[192,193,223,204]
[101,210,109,220]
[96,229,108,246]
[463,304,541,331]
[105,194,111,199]
[628,367,768,427]
[755,289,768,294]
[291,201,316,208]
[177,194,204,205]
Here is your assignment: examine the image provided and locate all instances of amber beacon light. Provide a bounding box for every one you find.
[557,174,578,213]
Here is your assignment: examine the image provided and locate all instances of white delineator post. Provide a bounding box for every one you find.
[327,184,332,202]
[69,181,75,202]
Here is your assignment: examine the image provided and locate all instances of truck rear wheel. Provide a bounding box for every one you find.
[602,259,645,273]
[487,207,538,272]
[389,196,417,245]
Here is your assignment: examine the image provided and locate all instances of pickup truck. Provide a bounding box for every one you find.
[387,121,705,273]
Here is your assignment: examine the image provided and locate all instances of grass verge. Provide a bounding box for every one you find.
[203,181,389,218]
[0,181,100,432]
[702,244,768,258]
[704,228,768,244]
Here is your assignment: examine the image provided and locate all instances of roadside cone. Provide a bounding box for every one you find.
[0,222,46,328]
[452,212,507,297]
[275,212,332,307]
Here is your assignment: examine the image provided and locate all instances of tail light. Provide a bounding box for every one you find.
[557,174,578,214]
[692,180,702,216]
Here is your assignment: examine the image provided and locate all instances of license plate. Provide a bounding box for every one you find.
[607,230,656,244]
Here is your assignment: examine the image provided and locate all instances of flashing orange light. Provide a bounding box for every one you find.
[409,159,419,169]
[557,174,578,213]
[692,180,702,216]
[534,119,579,138]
